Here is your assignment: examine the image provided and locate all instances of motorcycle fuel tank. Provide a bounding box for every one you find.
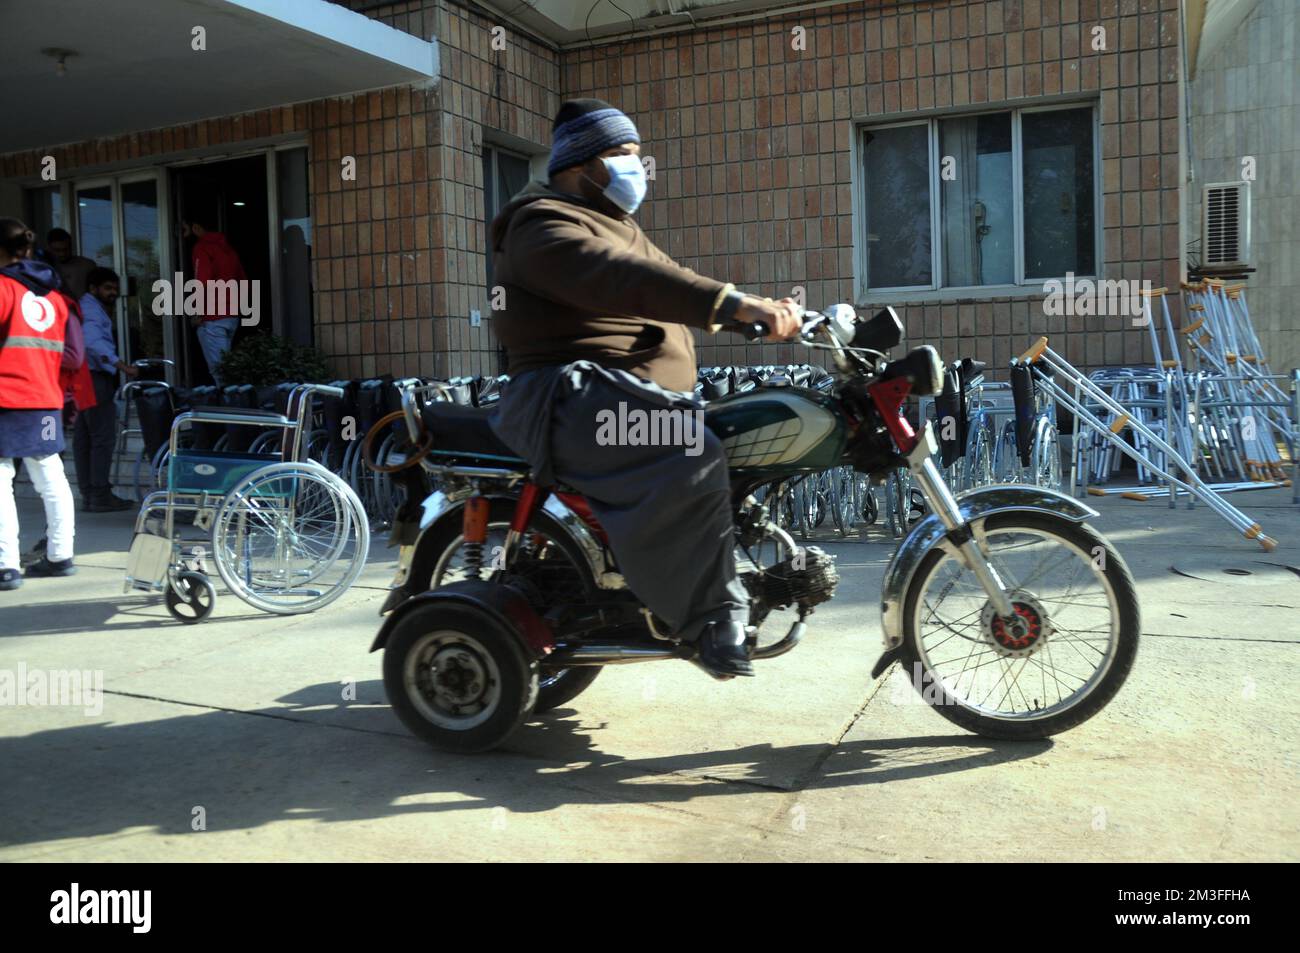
[705,387,847,473]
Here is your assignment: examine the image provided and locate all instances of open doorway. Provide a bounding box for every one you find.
[172,155,272,385]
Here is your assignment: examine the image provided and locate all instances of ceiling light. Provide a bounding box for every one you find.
[41,48,77,78]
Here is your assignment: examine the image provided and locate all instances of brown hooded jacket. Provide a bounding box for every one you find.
[488,182,732,393]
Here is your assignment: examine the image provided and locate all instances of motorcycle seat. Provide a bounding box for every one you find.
[420,403,526,463]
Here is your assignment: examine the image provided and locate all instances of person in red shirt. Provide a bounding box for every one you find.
[0,218,80,590]
[183,215,246,386]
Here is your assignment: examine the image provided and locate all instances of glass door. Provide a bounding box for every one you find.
[276,146,313,346]
[118,176,165,372]
[75,182,116,268]
[74,176,172,378]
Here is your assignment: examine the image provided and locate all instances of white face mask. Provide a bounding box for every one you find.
[587,153,647,214]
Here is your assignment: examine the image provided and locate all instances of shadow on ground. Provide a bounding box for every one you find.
[0,679,1048,849]
[0,593,271,637]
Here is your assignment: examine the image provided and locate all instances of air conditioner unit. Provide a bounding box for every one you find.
[1201,181,1251,269]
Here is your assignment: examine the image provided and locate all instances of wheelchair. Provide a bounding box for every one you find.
[123,383,370,623]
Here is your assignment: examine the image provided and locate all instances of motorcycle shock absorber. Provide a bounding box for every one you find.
[461,494,490,580]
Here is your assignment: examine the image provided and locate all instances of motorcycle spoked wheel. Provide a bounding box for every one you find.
[383,603,539,753]
[422,499,601,714]
[897,511,1139,740]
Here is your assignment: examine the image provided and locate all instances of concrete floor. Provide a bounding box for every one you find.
[1,478,1297,861]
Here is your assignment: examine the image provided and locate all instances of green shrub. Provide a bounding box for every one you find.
[215,332,332,386]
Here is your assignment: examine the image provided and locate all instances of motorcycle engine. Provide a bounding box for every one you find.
[746,545,839,613]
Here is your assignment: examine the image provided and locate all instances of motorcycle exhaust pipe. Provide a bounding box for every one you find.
[751,620,806,660]
[548,643,685,665]
[554,619,810,667]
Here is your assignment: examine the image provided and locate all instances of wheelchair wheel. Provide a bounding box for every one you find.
[829,466,856,537]
[963,415,995,489]
[248,431,281,454]
[1031,419,1063,490]
[885,470,910,539]
[790,477,811,539]
[305,429,332,466]
[371,433,401,525]
[857,476,879,526]
[165,570,216,624]
[134,442,173,500]
[994,419,1021,483]
[771,481,795,531]
[210,462,370,615]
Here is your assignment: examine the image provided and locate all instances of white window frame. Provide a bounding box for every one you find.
[854,101,1102,304]
[482,142,537,221]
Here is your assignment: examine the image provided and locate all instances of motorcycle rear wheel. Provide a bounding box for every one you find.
[898,512,1139,740]
[383,602,538,753]
[423,498,601,714]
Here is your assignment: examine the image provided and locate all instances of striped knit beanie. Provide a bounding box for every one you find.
[547,99,641,177]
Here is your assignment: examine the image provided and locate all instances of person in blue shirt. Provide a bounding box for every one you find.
[74,267,136,511]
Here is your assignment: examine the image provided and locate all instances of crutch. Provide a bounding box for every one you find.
[1183,311,1292,479]
[1015,337,1278,551]
[1191,282,1294,474]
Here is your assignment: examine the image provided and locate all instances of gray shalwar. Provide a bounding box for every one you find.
[490,361,750,642]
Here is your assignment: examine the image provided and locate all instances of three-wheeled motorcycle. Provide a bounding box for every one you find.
[365,305,1139,752]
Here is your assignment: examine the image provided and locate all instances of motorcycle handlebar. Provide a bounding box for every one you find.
[725,312,829,344]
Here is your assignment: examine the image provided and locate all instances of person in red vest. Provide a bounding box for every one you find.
[0,218,80,590]
[183,214,246,386]
[17,248,98,567]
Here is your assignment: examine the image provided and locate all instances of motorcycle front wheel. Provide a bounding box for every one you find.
[898,512,1139,740]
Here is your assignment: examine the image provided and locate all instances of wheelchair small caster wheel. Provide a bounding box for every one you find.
[166,570,216,624]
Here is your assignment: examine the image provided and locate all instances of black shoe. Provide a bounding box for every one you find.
[0,569,21,591]
[693,620,755,678]
[23,556,76,578]
[85,493,133,512]
[19,537,47,568]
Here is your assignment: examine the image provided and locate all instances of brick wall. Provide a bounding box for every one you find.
[1,0,1183,381]
[0,89,450,380]
[563,0,1184,376]
[308,83,439,379]
[323,0,559,378]
[433,1,560,376]
[1,0,556,381]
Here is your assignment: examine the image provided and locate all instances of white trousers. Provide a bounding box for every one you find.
[0,454,76,570]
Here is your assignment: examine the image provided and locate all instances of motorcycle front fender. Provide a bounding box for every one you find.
[877,484,1098,651]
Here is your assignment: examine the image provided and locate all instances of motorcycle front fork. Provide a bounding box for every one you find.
[907,447,1017,619]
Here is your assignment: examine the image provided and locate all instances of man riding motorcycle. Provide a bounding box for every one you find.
[488,99,802,678]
